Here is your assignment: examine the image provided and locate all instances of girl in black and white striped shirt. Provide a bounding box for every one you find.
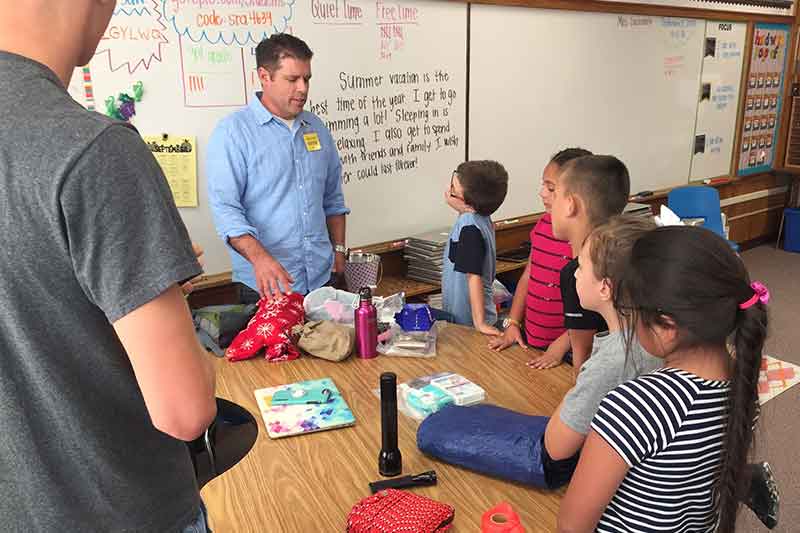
[558,226,768,533]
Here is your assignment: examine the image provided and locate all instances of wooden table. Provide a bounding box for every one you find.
[202,324,573,532]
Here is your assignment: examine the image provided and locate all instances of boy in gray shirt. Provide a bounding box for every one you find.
[559,330,664,437]
[559,330,661,435]
[542,215,660,485]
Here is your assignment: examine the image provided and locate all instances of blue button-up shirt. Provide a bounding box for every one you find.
[207,94,349,294]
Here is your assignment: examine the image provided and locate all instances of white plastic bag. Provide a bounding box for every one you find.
[303,287,405,325]
[375,291,405,323]
[377,321,440,358]
[303,287,358,324]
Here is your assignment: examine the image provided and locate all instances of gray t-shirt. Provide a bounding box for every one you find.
[0,51,203,531]
[560,330,662,435]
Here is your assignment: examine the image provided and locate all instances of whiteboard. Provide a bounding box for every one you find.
[70,0,467,275]
[469,6,705,217]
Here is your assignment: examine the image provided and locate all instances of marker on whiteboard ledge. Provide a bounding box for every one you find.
[497,219,520,227]
[703,177,733,185]
[633,190,654,199]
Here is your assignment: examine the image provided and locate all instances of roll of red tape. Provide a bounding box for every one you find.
[481,502,525,532]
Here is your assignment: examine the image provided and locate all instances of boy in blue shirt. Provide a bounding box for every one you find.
[442,160,508,335]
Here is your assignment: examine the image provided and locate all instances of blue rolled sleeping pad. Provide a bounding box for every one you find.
[416,404,550,488]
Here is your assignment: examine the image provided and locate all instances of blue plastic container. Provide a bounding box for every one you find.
[784,208,800,253]
[394,304,434,332]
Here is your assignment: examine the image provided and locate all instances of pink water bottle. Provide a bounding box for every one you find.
[354,287,378,358]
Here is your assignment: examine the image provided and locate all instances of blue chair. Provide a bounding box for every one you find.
[667,186,739,251]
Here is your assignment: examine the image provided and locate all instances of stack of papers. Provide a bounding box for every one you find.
[404,228,450,284]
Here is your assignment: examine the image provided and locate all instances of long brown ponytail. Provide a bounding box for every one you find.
[614,226,768,532]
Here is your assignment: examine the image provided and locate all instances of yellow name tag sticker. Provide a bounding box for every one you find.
[303,132,321,152]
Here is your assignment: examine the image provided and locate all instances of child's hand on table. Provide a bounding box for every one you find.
[476,322,502,337]
[526,345,565,370]
[488,326,527,351]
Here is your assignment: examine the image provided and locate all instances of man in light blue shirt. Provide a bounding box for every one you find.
[207,34,349,299]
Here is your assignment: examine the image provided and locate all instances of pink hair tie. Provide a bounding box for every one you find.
[739,281,770,310]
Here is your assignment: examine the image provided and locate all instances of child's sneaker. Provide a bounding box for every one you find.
[744,462,780,529]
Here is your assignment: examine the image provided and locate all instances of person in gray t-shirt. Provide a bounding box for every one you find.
[559,331,661,436]
[0,3,216,531]
[543,215,659,470]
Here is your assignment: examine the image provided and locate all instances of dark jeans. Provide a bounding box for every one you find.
[182,502,212,533]
[540,434,580,489]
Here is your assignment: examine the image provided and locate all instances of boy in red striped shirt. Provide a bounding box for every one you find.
[490,148,590,367]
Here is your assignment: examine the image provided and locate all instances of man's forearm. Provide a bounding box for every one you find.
[326,214,346,247]
[327,214,347,273]
[228,234,270,264]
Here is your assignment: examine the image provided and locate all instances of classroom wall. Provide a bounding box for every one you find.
[71,0,468,275]
[70,1,795,277]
